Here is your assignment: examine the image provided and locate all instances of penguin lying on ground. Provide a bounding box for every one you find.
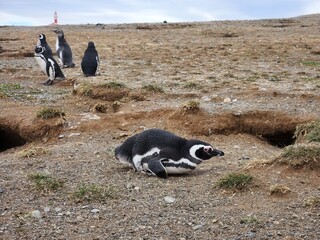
[53,29,75,68]
[81,41,99,77]
[34,46,65,85]
[115,128,224,178]
[37,33,53,57]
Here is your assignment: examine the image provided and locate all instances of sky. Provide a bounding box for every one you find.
[0,0,320,26]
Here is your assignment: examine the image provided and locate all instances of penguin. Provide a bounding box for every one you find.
[115,128,224,178]
[52,29,75,68]
[37,33,53,57]
[81,41,99,77]
[34,45,65,85]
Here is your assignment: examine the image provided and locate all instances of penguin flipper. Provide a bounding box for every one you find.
[146,158,168,178]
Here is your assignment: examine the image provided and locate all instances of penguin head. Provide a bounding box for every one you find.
[188,140,224,161]
[38,33,46,41]
[87,41,95,49]
[52,29,64,37]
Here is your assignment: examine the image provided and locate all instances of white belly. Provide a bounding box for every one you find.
[35,56,47,75]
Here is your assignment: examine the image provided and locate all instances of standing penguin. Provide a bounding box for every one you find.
[115,128,224,178]
[81,41,99,77]
[53,29,75,68]
[37,33,53,57]
[34,46,65,85]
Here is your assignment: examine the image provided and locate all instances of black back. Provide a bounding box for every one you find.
[81,41,99,76]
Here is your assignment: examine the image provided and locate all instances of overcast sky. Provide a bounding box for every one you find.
[0,0,320,26]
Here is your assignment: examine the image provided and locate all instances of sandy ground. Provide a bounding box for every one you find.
[0,14,319,239]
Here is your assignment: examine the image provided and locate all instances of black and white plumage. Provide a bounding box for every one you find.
[34,46,65,85]
[81,41,99,77]
[115,128,224,178]
[37,33,53,57]
[53,29,75,68]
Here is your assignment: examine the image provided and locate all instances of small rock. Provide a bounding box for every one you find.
[68,133,81,138]
[43,207,50,212]
[223,97,232,103]
[31,210,41,219]
[0,188,4,194]
[91,208,100,214]
[193,224,204,230]
[55,207,62,212]
[164,196,175,204]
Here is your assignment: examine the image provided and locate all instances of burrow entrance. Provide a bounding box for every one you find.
[0,116,64,153]
[0,128,26,152]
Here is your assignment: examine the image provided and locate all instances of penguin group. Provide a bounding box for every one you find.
[34,29,99,85]
[115,128,224,178]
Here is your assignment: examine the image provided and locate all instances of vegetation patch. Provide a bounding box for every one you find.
[73,183,119,203]
[142,84,164,93]
[272,144,320,169]
[217,173,253,190]
[28,173,64,193]
[269,184,292,196]
[240,215,258,224]
[301,61,320,67]
[17,145,50,158]
[181,100,200,114]
[294,120,320,143]
[304,196,320,208]
[36,107,65,119]
[94,102,108,113]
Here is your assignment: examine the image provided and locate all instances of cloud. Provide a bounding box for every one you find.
[0,11,43,26]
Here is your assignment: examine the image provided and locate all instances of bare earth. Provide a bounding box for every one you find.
[0,14,320,239]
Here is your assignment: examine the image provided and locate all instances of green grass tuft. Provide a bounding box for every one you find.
[73,184,119,202]
[301,61,320,67]
[36,107,65,119]
[294,120,320,143]
[240,215,258,224]
[142,84,164,93]
[28,173,64,193]
[217,173,253,189]
[101,81,126,89]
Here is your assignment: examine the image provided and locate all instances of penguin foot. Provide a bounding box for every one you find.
[43,79,54,86]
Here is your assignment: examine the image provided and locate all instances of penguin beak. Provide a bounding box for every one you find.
[210,149,224,157]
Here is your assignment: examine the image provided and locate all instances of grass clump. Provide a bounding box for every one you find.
[301,61,320,67]
[94,102,108,113]
[181,100,200,114]
[17,145,50,158]
[73,183,119,203]
[240,215,258,224]
[28,173,64,193]
[275,144,320,169]
[217,172,253,190]
[184,82,201,89]
[269,184,292,196]
[101,81,126,89]
[0,83,22,92]
[142,84,164,93]
[294,120,320,143]
[36,107,65,119]
[304,196,320,208]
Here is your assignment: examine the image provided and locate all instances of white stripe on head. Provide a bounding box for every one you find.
[189,144,207,161]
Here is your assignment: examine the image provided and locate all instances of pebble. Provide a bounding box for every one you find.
[0,188,4,194]
[43,207,50,212]
[91,208,100,214]
[55,207,62,212]
[193,224,204,230]
[223,97,232,103]
[68,133,81,138]
[58,134,65,139]
[31,210,42,219]
[164,196,175,204]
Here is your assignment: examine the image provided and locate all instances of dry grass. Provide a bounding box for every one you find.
[36,107,65,119]
[294,120,320,143]
[269,184,292,196]
[17,145,50,158]
[217,172,253,190]
[181,100,200,114]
